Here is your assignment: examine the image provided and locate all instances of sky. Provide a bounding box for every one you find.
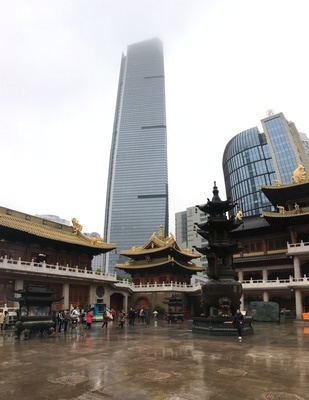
[1,0,309,236]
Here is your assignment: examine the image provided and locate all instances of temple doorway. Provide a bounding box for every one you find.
[110,293,124,313]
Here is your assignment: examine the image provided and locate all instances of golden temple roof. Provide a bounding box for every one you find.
[0,206,116,252]
[116,228,204,273]
[120,228,200,260]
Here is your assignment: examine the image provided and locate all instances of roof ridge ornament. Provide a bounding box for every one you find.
[158,225,165,240]
[292,164,307,184]
[71,218,83,234]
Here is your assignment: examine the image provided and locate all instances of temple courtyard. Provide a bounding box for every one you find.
[1,320,309,400]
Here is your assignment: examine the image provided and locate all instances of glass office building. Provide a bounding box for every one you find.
[223,112,309,217]
[103,38,169,273]
[261,113,309,184]
[223,127,275,217]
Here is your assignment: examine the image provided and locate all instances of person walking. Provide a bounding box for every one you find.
[63,310,70,333]
[0,311,4,331]
[3,311,10,331]
[110,308,116,322]
[57,310,64,332]
[70,307,79,332]
[139,308,146,324]
[85,309,94,330]
[233,309,244,341]
[102,310,109,330]
[118,310,125,329]
[128,307,136,326]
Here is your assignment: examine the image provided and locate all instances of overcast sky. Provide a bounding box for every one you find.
[1,0,309,235]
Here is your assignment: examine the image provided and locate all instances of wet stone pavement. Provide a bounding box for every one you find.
[1,320,309,400]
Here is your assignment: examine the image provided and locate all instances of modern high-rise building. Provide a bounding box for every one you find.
[223,127,275,217]
[175,206,208,270]
[299,131,309,158]
[103,38,169,273]
[261,112,309,184]
[223,112,309,217]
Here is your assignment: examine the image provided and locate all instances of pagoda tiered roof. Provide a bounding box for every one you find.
[260,181,309,207]
[260,179,309,228]
[115,228,203,273]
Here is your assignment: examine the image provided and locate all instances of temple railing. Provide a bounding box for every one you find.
[287,241,309,255]
[241,276,309,290]
[0,256,117,282]
[115,280,202,292]
[0,256,202,292]
[2,255,309,293]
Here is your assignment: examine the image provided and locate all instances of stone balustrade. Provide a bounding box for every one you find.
[115,280,202,292]
[0,256,117,282]
[242,276,309,290]
[2,252,309,292]
[287,241,309,255]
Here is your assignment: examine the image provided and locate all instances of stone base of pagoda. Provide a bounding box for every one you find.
[192,316,254,336]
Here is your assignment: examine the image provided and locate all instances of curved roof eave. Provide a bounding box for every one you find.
[0,214,116,252]
[115,259,204,272]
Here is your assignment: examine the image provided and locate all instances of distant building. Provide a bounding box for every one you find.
[175,206,208,269]
[261,112,309,184]
[104,38,169,274]
[35,214,70,226]
[299,131,309,158]
[223,112,309,216]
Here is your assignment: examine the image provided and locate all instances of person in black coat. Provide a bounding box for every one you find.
[233,309,244,341]
[128,308,136,326]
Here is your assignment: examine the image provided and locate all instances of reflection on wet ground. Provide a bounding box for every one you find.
[1,320,309,400]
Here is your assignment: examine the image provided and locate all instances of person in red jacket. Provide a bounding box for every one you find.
[85,309,94,330]
[102,310,109,330]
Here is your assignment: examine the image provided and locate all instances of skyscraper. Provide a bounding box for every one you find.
[261,112,309,184]
[175,207,208,269]
[223,112,309,217]
[223,127,275,217]
[103,38,169,273]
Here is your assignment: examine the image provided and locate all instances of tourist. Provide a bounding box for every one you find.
[70,307,79,332]
[63,310,70,333]
[70,306,79,318]
[85,309,94,329]
[110,308,116,321]
[102,310,109,330]
[139,308,146,324]
[153,310,158,326]
[57,310,64,332]
[128,307,136,326]
[0,310,4,331]
[3,311,9,330]
[233,309,244,341]
[118,310,125,328]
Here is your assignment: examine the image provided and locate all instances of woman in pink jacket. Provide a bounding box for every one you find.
[85,309,94,330]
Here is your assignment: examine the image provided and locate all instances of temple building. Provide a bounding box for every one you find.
[115,227,203,285]
[230,165,309,319]
[0,206,127,314]
[115,227,204,316]
[0,206,116,268]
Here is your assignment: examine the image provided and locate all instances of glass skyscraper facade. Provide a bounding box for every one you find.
[261,113,309,184]
[223,112,309,217]
[103,38,169,273]
[223,127,275,217]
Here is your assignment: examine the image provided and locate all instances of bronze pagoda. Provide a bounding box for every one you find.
[192,183,254,336]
